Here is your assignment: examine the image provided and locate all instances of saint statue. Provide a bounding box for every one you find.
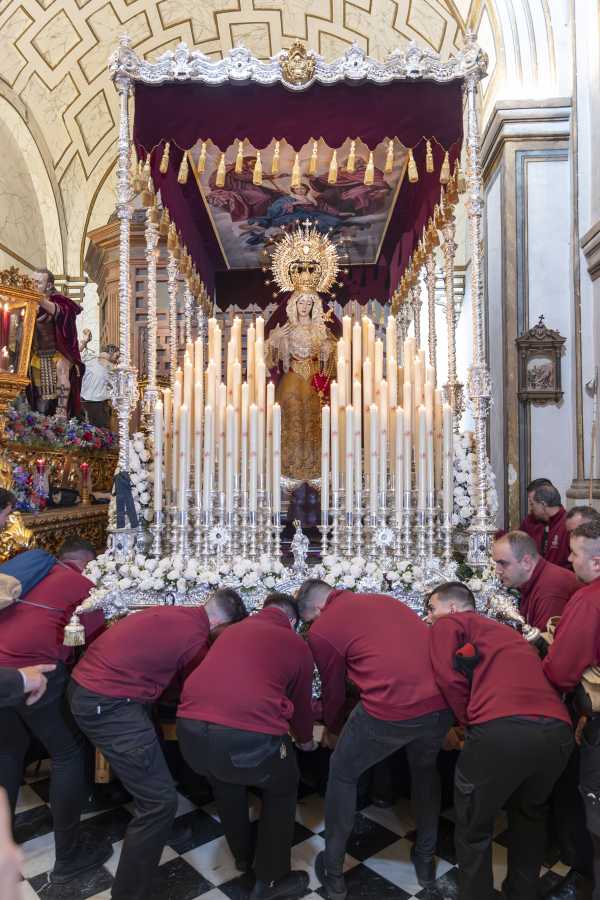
[28,269,85,420]
[265,222,339,481]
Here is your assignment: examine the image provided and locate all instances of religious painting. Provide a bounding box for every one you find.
[188,137,408,270]
[516,316,566,404]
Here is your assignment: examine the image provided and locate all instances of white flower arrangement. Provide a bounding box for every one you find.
[129,431,154,524]
[453,433,499,530]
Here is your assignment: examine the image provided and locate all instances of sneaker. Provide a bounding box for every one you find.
[315,851,347,900]
[50,840,112,884]
[410,845,436,887]
[249,870,309,899]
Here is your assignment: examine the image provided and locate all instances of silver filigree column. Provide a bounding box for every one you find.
[184,285,194,344]
[425,250,437,383]
[167,252,179,386]
[396,302,412,362]
[465,74,495,564]
[441,204,463,431]
[112,68,138,475]
[143,207,160,425]
[410,283,422,348]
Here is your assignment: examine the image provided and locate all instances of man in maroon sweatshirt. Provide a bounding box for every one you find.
[428,581,572,900]
[0,537,106,885]
[70,588,247,900]
[529,482,571,568]
[177,593,316,900]
[544,520,600,900]
[295,580,452,899]
[492,530,579,630]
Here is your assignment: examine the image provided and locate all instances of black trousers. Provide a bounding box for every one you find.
[0,663,86,860]
[455,716,573,900]
[69,683,178,900]
[324,702,453,875]
[177,718,299,883]
[579,717,600,900]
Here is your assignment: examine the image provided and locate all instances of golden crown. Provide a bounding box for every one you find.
[268,220,341,295]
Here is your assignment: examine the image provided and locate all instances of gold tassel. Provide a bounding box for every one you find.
[198,142,206,174]
[148,203,160,225]
[253,150,263,186]
[141,176,154,208]
[216,152,226,187]
[408,148,419,183]
[426,140,434,173]
[364,150,374,185]
[291,152,301,188]
[328,149,338,185]
[384,139,394,174]
[347,140,356,173]
[272,140,280,175]
[159,141,170,175]
[63,614,85,647]
[308,140,318,175]
[142,155,151,183]
[167,222,177,250]
[135,160,144,193]
[159,207,170,236]
[177,152,189,184]
[235,140,244,174]
[456,160,466,193]
[440,150,450,184]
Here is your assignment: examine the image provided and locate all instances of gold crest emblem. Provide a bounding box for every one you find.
[281,41,316,86]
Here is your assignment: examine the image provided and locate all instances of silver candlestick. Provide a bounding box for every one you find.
[169,505,178,556]
[175,508,189,559]
[425,491,437,561]
[353,494,364,559]
[415,508,427,563]
[367,514,378,562]
[330,492,341,558]
[440,510,454,564]
[272,511,283,559]
[264,492,273,559]
[201,509,212,567]
[248,510,258,560]
[150,509,164,558]
[192,495,203,559]
[344,510,354,559]
[401,490,413,557]
[240,494,249,560]
[319,510,330,558]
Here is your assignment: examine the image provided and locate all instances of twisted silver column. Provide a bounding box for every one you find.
[425,251,437,383]
[143,208,160,426]
[167,252,178,387]
[465,74,496,564]
[184,285,193,344]
[410,283,422,348]
[441,204,463,430]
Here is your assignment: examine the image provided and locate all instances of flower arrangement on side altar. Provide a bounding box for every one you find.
[6,401,115,451]
[453,432,499,530]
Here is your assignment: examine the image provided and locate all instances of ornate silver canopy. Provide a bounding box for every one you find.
[110,32,487,89]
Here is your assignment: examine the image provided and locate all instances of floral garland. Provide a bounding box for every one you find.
[6,403,115,451]
[12,465,49,513]
[84,552,289,604]
[453,433,499,530]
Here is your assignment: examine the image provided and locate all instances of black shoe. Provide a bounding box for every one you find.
[249,870,309,899]
[410,846,436,888]
[50,840,112,884]
[235,857,253,874]
[315,851,347,900]
[542,869,594,899]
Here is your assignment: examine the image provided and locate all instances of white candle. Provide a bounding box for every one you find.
[186,341,194,361]
[369,404,378,516]
[172,378,182,504]
[417,405,427,510]
[443,403,454,515]
[426,400,434,499]
[184,355,193,455]
[337,354,346,407]
[379,381,388,504]
[414,354,424,409]
[163,387,172,503]
[321,405,330,514]
[404,337,415,383]
[153,399,163,515]
[374,339,383,402]
[194,338,203,383]
[272,402,281,514]
[217,382,226,495]
[202,405,213,510]
[345,405,354,515]
[387,355,397,409]
[214,325,222,381]
[342,316,352,398]
[331,385,339,495]
[232,316,242,362]
[353,402,362,507]
[256,358,266,487]
[434,388,443,494]
[386,315,397,364]
[255,315,264,344]
[241,382,249,496]
[362,358,372,462]
[426,364,435,386]
[395,406,404,518]
[249,403,258,512]
[403,383,413,494]
[232,361,242,474]
[194,379,203,497]
[225,404,235,515]
[247,324,255,402]
[352,321,362,383]
[266,381,274,498]
[368,319,375,367]
[177,404,189,514]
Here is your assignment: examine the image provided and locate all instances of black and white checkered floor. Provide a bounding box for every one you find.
[15,761,571,900]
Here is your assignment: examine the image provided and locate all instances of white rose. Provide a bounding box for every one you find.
[233,563,247,579]
[272,561,284,575]
[349,564,363,578]
[135,554,146,567]
[402,571,413,584]
[219,562,231,575]
[133,439,145,453]
[412,566,423,578]
[396,560,410,573]
[139,449,150,462]
[242,572,258,589]
[341,575,356,588]
[452,513,460,526]
[207,571,219,585]
[152,578,165,591]
[118,577,132,590]
[167,570,178,581]
[177,578,187,593]
[144,558,158,572]
[323,555,336,568]
[365,562,378,575]
[468,578,483,593]
[104,560,117,572]
[413,581,425,594]
[263,576,275,589]
[139,578,154,592]
[323,573,335,586]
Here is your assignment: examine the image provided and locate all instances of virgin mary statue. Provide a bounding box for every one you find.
[265,222,339,481]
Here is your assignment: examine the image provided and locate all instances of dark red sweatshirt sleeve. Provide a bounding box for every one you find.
[429,617,471,725]
[544,592,600,692]
[82,609,105,645]
[288,643,316,744]
[307,631,347,735]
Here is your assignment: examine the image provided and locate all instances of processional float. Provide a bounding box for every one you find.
[105,32,495,578]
